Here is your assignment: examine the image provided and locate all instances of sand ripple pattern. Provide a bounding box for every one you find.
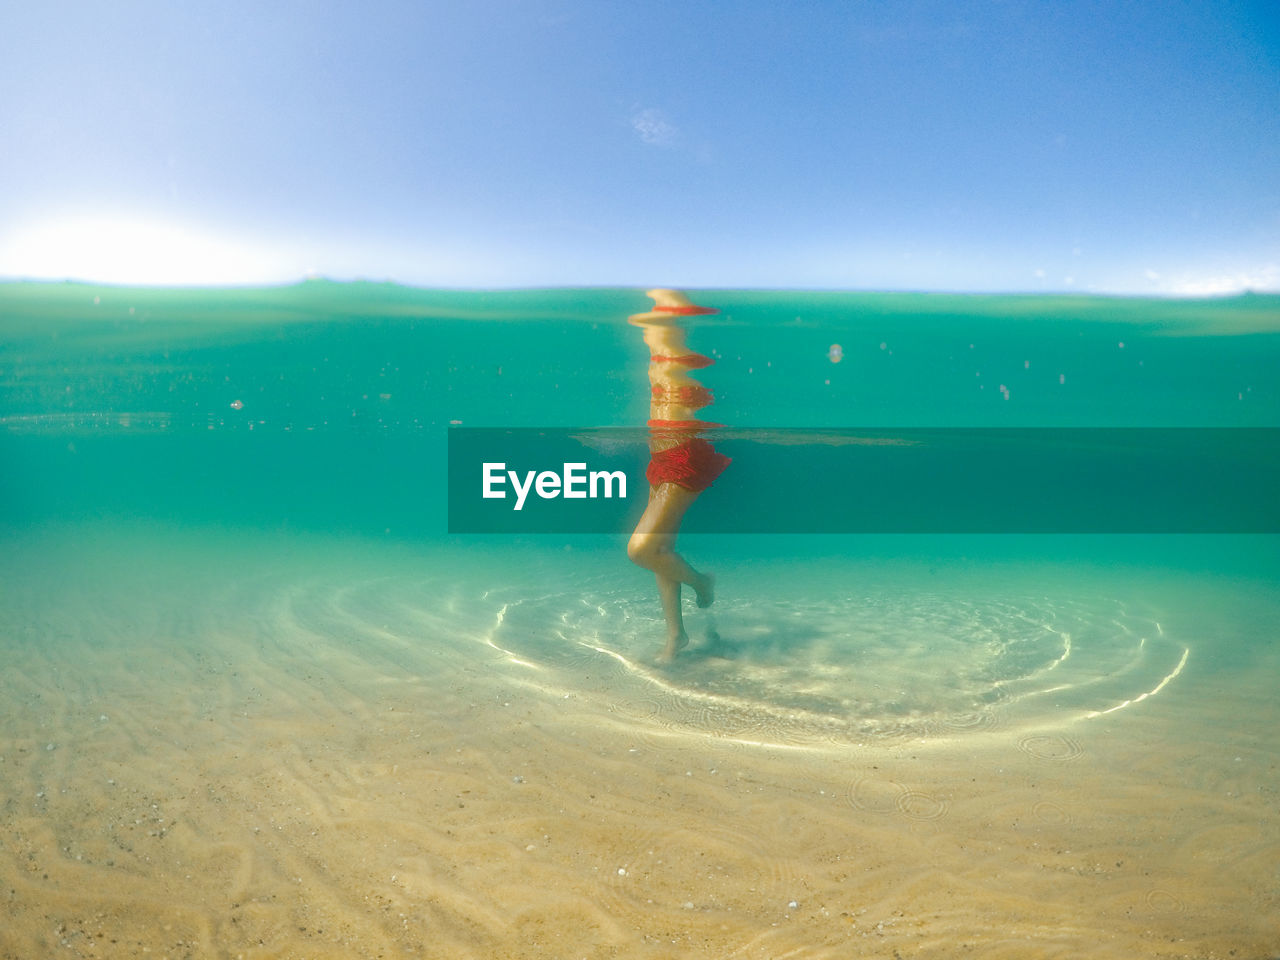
[0,527,1272,959]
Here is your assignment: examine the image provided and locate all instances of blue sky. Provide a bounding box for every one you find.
[1,0,1277,293]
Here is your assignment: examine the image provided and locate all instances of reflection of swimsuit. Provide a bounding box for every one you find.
[650,353,713,369]
[647,418,725,430]
[654,305,718,316]
[646,438,731,492]
[645,337,725,490]
[650,384,714,409]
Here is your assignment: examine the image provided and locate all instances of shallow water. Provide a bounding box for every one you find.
[2,282,1278,958]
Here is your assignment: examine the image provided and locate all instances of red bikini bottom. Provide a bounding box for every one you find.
[645,438,731,492]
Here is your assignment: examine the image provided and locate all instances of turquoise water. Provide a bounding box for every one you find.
[3,279,1278,736]
[4,281,1278,532]
[2,281,1279,956]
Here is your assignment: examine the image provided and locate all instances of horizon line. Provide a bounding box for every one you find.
[2,273,1275,301]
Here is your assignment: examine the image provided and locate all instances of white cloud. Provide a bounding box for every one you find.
[1166,264,1280,296]
[0,217,296,285]
[631,107,677,146]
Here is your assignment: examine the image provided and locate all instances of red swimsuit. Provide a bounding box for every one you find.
[646,437,731,492]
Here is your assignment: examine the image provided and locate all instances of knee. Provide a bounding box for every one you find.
[627,534,657,568]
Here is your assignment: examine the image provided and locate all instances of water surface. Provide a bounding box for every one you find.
[2,281,1277,958]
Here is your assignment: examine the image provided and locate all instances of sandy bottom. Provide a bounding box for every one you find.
[1,524,1277,960]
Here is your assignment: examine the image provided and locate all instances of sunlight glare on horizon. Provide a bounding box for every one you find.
[0,218,297,286]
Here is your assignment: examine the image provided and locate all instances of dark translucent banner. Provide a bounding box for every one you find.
[447,428,1280,534]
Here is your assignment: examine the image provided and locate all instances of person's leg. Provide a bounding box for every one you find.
[627,484,715,659]
[629,533,714,604]
[627,486,714,598]
[654,571,687,662]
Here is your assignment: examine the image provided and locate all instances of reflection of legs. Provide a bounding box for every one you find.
[627,483,715,662]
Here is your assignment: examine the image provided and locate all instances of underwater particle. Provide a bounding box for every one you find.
[617,868,627,876]
[788,900,799,910]
[512,775,525,784]
[1024,360,1030,368]
[229,399,243,410]
[1059,374,1066,384]
[1118,341,1125,349]
[879,342,887,351]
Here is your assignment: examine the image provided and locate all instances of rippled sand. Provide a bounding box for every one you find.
[2,525,1277,959]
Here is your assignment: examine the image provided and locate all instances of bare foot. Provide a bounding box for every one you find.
[657,631,689,664]
[693,572,715,609]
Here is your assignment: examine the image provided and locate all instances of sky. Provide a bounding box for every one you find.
[1,0,1277,293]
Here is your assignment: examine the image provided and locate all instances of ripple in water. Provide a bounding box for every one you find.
[311,570,1190,748]
[896,790,950,821]
[846,777,908,814]
[1032,800,1072,825]
[477,584,1188,743]
[1144,889,1185,913]
[1016,734,1085,762]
